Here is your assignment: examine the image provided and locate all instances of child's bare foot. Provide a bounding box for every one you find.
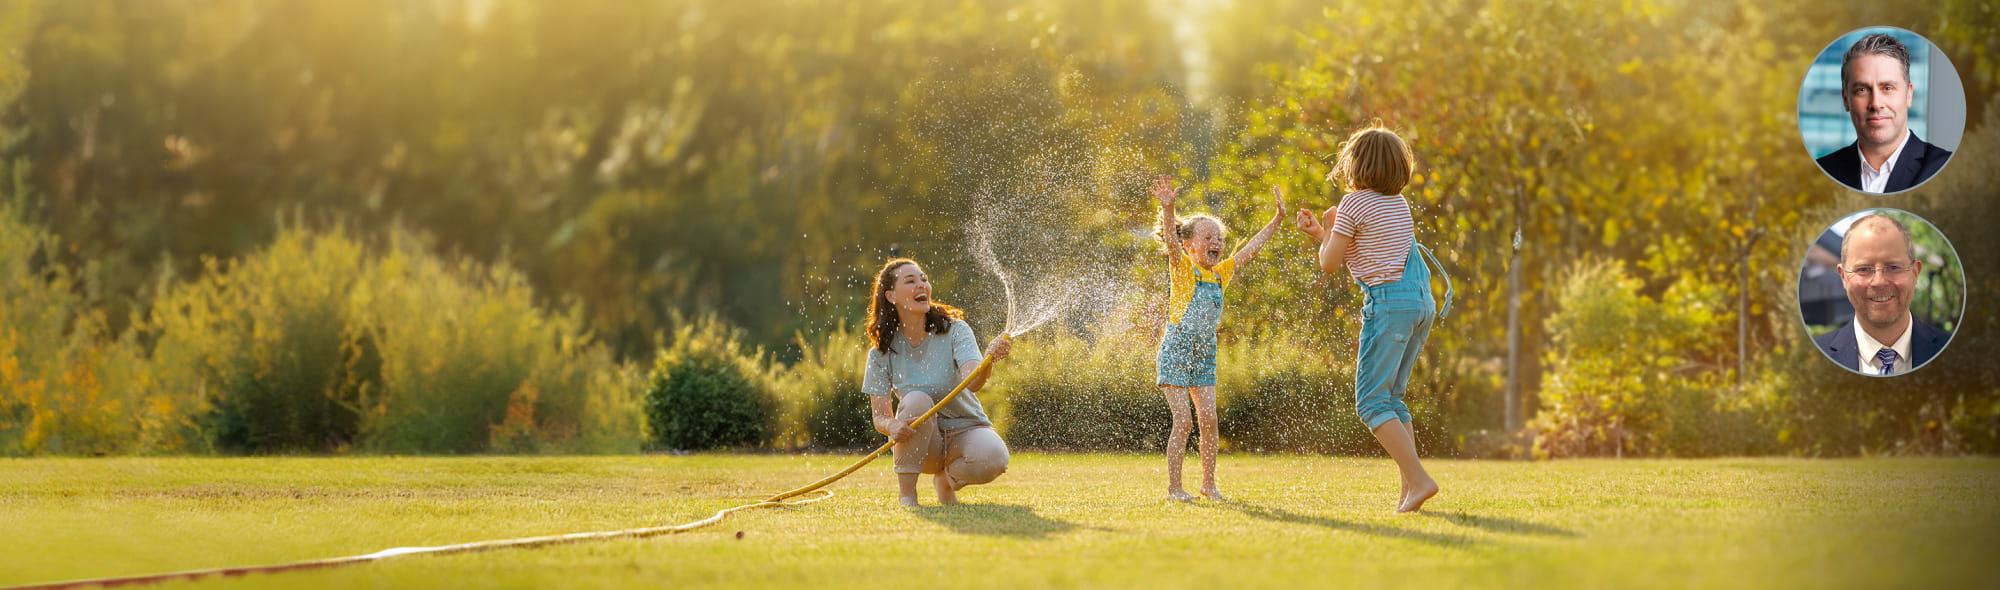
[1166,488,1195,502]
[1200,486,1228,502]
[935,474,959,505]
[1397,478,1438,513]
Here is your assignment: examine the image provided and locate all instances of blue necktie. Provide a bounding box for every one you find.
[1874,348,1898,376]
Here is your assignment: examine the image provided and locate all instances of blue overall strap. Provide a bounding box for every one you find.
[1415,242,1453,320]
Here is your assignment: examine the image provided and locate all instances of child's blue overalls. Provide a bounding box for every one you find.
[1157,268,1225,387]
[1353,241,1453,429]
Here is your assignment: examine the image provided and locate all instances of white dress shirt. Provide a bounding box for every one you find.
[1858,130,1912,194]
[1853,312,1915,376]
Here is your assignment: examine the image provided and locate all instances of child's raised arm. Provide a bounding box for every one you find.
[1296,205,1350,276]
[1230,185,1288,267]
[1152,175,1184,266]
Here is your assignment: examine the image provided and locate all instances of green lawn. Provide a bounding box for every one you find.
[3,454,1997,589]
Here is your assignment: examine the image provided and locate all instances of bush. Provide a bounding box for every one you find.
[772,322,876,451]
[994,333,1171,452]
[645,315,775,451]
[1,204,201,456]
[1216,338,1373,455]
[1528,259,1760,458]
[993,331,1392,454]
[148,231,373,453]
[145,227,640,455]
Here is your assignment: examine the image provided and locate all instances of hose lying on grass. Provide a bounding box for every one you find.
[5,336,1010,590]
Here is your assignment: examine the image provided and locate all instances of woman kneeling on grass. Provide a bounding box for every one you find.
[863,257,1014,507]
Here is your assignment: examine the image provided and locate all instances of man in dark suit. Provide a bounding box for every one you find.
[1812,33,1953,194]
[1812,214,1952,375]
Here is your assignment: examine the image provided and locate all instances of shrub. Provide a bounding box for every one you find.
[1528,259,1758,458]
[645,314,775,451]
[994,333,1170,452]
[1216,338,1373,455]
[146,227,640,455]
[772,322,876,451]
[148,231,372,453]
[1,204,201,456]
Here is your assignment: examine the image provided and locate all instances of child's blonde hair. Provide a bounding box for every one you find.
[1155,213,1227,253]
[1328,124,1415,195]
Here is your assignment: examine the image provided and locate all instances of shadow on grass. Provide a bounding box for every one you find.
[1419,510,1578,538]
[910,503,1080,539]
[1197,501,1480,548]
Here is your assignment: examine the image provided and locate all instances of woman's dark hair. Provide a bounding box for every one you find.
[867,258,964,353]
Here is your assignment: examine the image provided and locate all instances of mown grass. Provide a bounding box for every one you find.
[3,455,1997,589]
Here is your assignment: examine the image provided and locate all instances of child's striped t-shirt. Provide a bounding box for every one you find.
[1330,189,1415,286]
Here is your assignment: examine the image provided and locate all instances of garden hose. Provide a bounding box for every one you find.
[3,335,1010,590]
[4,491,836,590]
[765,333,1008,502]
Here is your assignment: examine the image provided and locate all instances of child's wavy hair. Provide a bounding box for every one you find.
[866,258,965,354]
[1155,213,1228,254]
[1328,123,1415,196]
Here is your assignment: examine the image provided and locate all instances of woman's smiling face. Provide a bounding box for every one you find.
[884,263,933,315]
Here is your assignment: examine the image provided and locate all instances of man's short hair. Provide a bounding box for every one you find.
[1840,213,1916,265]
[1841,33,1912,88]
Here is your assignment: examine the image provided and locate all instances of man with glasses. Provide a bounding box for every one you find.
[1813,214,1951,375]
[1813,33,1953,194]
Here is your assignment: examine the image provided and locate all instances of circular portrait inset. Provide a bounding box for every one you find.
[1797,26,1966,195]
[1797,209,1963,377]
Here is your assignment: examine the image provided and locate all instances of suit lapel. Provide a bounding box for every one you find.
[1911,319,1949,367]
[1827,144,1864,188]
[1825,322,1861,371]
[1884,135,1929,192]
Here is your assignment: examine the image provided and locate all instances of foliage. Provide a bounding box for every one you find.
[769,322,877,450]
[1214,336,1371,454]
[2,0,1204,359]
[362,234,640,454]
[142,226,638,455]
[1527,259,1775,458]
[0,0,1995,457]
[991,332,1169,452]
[645,314,776,451]
[0,202,199,456]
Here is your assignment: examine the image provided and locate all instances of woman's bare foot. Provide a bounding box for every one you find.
[899,495,920,507]
[934,474,959,505]
[1397,478,1438,513]
[1166,488,1195,502]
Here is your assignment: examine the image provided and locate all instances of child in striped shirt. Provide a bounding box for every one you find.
[1295,125,1453,512]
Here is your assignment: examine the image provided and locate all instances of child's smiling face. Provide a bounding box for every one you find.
[1182,219,1225,269]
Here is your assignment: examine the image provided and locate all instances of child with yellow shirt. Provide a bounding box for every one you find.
[1151,175,1286,502]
